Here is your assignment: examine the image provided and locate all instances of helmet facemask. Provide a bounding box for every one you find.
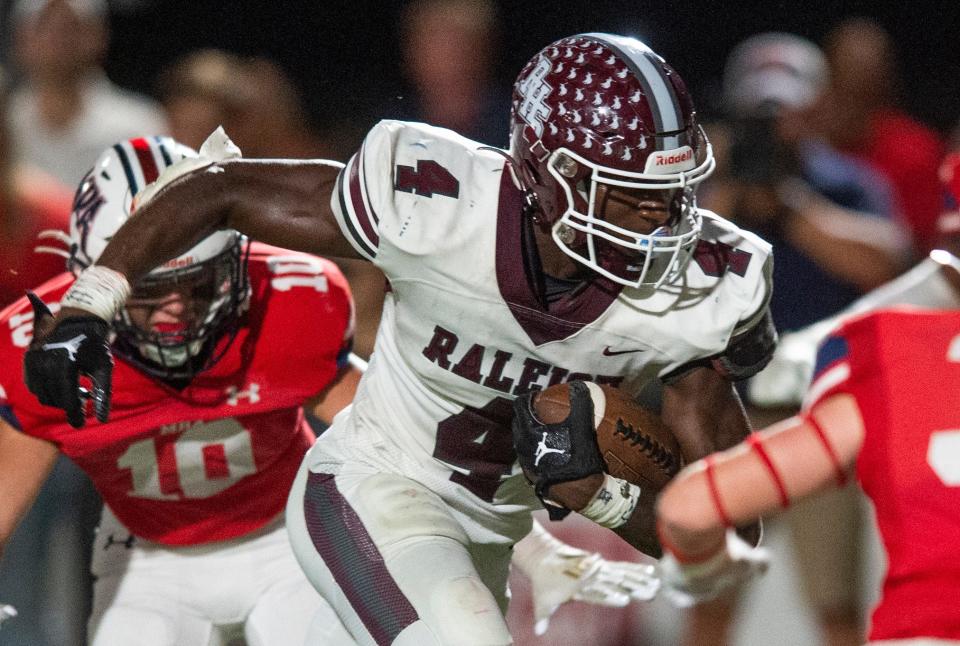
[507,34,717,289]
[113,236,249,381]
[544,132,714,288]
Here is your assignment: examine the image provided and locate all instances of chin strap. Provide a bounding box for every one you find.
[478,146,542,221]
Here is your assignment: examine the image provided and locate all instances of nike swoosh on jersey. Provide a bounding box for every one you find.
[602,346,645,356]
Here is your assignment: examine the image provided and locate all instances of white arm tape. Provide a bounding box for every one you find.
[61,266,131,320]
[579,473,641,529]
[133,126,242,212]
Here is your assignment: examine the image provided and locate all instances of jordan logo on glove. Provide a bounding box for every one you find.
[534,431,568,466]
[42,334,88,362]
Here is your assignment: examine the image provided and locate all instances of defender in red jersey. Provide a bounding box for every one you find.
[0,137,362,645]
[655,251,960,644]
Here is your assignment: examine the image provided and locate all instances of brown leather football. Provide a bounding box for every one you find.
[531,382,683,490]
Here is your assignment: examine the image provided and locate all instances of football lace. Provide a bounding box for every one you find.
[613,418,680,476]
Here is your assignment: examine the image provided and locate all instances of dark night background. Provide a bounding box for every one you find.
[4,0,959,149]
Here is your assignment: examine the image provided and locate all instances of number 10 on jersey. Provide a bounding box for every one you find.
[117,419,256,499]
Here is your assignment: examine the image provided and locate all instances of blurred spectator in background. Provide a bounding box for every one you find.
[7,0,168,187]
[236,58,341,159]
[704,31,910,335]
[398,0,508,146]
[156,48,252,151]
[157,51,340,159]
[691,31,913,646]
[0,64,87,646]
[822,17,945,254]
[0,68,72,306]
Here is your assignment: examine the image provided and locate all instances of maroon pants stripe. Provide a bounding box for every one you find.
[302,472,419,645]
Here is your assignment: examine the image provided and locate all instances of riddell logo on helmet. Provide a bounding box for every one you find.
[655,150,692,165]
[644,146,695,173]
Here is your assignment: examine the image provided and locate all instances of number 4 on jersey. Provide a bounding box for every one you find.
[395,160,460,199]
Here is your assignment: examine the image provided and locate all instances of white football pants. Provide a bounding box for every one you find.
[286,459,517,646]
[87,506,355,646]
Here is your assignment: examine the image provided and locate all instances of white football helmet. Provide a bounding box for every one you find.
[63,136,248,379]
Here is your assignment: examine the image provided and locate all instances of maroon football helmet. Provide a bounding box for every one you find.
[509,33,715,288]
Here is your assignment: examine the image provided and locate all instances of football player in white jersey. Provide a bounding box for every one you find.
[25,34,775,645]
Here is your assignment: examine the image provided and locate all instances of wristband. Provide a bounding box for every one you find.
[62,266,131,320]
[578,473,640,529]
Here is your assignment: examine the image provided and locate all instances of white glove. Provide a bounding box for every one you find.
[658,529,769,608]
[132,126,243,211]
[0,604,16,629]
[513,522,659,636]
[531,547,659,635]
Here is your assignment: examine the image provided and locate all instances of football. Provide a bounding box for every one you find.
[531,382,683,490]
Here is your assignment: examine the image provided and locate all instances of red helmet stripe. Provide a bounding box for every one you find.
[130,137,160,185]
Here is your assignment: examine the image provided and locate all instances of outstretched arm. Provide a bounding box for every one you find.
[99,158,359,286]
[655,393,864,604]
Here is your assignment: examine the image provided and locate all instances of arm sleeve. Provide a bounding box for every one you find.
[710,306,778,381]
[663,253,776,384]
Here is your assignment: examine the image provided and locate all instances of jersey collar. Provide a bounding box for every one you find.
[494,171,623,345]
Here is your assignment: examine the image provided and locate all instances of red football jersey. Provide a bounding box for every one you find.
[805,309,960,641]
[0,243,354,546]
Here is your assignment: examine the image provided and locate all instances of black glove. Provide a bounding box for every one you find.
[23,292,114,428]
[512,381,606,519]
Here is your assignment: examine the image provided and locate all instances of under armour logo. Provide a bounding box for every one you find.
[103,533,135,550]
[226,383,260,406]
[42,334,87,361]
[534,431,567,466]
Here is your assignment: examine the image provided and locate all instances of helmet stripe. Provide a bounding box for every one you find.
[112,143,140,196]
[154,136,174,167]
[130,137,160,185]
[584,34,684,148]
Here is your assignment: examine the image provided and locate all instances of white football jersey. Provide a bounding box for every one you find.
[316,120,772,542]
